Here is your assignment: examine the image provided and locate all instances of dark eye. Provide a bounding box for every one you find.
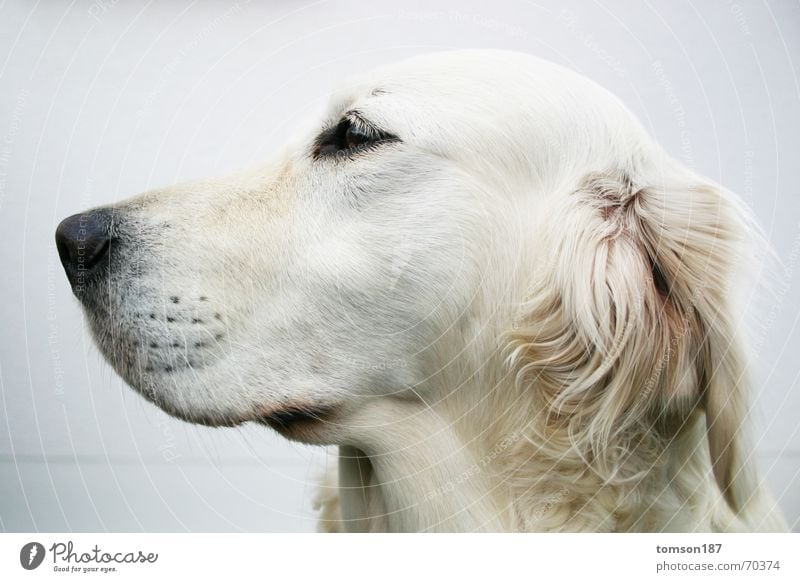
[343,123,374,150]
[314,115,397,158]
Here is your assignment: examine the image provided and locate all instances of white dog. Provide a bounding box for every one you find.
[56,50,786,532]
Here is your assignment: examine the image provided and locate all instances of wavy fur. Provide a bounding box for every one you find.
[70,50,786,532]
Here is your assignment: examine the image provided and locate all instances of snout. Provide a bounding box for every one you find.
[55,209,113,291]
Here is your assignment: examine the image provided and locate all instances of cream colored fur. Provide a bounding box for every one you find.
[77,50,786,532]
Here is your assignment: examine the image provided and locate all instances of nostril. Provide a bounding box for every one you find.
[55,209,113,286]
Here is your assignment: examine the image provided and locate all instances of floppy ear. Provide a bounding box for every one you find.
[512,158,760,516]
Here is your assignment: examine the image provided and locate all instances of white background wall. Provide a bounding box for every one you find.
[1,0,798,532]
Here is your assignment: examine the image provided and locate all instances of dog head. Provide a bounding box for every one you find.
[57,50,759,512]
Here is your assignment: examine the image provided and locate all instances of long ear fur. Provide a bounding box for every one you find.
[511,157,763,523]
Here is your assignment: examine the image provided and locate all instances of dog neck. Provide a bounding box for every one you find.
[337,399,512,532]
[332,345,770,533]
[331,287,775,532]
[333,300,530,532]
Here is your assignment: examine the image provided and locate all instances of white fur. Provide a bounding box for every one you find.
[83,50,786,532]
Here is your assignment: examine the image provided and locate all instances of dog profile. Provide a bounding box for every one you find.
[56,50,787,532]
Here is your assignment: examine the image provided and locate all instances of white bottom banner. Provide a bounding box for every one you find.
[1,533,797,581]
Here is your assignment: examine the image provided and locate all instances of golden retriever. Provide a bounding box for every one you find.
[56,50,786,532]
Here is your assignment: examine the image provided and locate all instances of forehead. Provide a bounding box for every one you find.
[326,51,543,122]
[322,50,619,139]
[314,54,519,164]
[309,50,642,183]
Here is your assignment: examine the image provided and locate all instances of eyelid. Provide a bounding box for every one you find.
[312,110,399,159]
[343,110,380,134]
[316,110,373,138]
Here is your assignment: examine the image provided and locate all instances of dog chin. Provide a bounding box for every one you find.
[136,387,339,441]
[256,405,339,444]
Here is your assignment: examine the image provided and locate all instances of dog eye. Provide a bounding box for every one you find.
[314,116,396,158]
[343,123,374,150]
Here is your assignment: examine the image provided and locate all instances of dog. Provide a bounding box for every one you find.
[56,50,787,532]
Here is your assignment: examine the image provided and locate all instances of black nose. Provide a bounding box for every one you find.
[55,210,112,289]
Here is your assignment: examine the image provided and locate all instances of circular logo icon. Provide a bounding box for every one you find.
[20,542,45,570]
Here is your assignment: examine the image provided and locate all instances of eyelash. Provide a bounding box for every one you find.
[313,114,398,159]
